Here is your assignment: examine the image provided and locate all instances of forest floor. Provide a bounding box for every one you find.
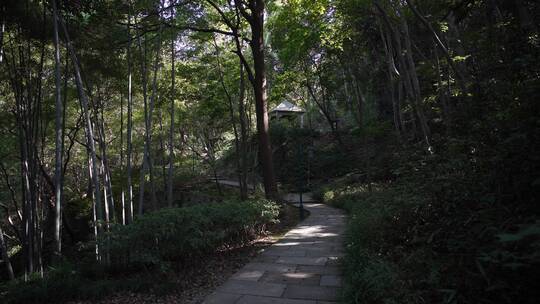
[66,203,306,304]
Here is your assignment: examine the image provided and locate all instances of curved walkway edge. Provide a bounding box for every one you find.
[203,203,346,304]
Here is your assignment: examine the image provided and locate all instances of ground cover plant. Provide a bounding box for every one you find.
[0,199,280,303]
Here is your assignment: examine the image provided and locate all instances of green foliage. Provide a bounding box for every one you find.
[321,136,540,303]
[345,249,402,304]
[350,121,392,140]
[271,119,363,185]
[0,262,169,304]
[0,199,279,303]
[328,182,429,303]
[102,199,279,269]
[310,143,353,178]
[269,0,340,68]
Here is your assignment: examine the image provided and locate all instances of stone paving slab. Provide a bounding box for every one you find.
[262,248,307,257]
[283,285,340,301]
[236,295,316,304]
[252,255,280,263]
[260,272,321,286]
[202,203,345,304]
[244,262,297,273]
[295,265,342,275]
[276,256,328,266]
[217,280,286,297]
[320,275,342,287]
[231,269,266,281]
[305,250,344,258]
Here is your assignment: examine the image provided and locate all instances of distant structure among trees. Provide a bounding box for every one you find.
[270,101,306,127]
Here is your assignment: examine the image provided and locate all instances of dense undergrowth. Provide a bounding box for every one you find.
[314,132,540,303]
[0,199,279,304]
[104,199,279,269]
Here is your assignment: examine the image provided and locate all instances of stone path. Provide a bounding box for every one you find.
[203,203,346,304]
[215,179,255,190]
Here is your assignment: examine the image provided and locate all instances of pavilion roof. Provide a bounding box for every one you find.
[269,100,305,113]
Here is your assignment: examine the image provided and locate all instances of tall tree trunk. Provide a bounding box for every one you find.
[247,0,277,199]
[159,108,167,198]
[205,134,223,197]
[126,4,134,223]
[136,17,150,216]
[59,16,103,260]
[398,30,426,143]
[138,7,162,213]
[52,0,63,259]
[238,61,249,200]
[405,0,468,93]
[230,29,250,198]
[167,3,176,208]
[0,3,4,63]
[96,96,115,225]
[400,16,431,148]
[350,70,365,127]
[341,69,354,114]
[19,117,34,277]
[213,37,246,200]
[36,3,48,276]
[120,93,125,224]
[375,2,431,148]
[60,42,70,235]
[9,12,42,277]
[378,19,402,135]
[87,157,99,260]
[147,22,162,210]
[99,153,110,239]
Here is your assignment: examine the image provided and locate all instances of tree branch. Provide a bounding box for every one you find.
[205,0,238,30]
[234,0,253,24]
[404,0,468,93]
[168,23,236,36]
[232,39,255,86]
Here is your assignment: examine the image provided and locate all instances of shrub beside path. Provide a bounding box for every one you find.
[203,194,346,304]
